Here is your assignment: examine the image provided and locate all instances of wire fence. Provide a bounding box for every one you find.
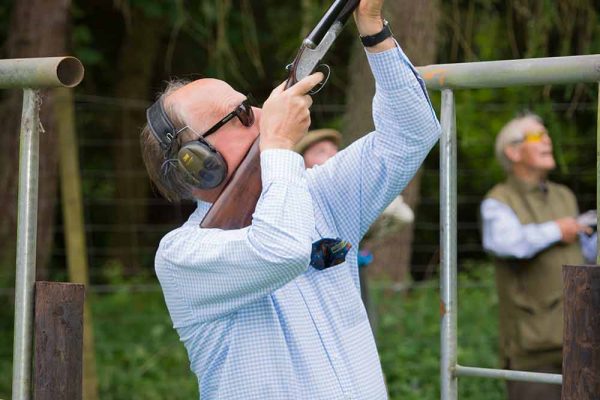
[0,91,596,283]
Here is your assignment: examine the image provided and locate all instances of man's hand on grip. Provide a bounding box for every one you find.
[556,217,590,244]
[260,72,324,152]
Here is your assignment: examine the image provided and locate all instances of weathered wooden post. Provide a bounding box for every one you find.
[562,265,600,400]
[33,282,84,400]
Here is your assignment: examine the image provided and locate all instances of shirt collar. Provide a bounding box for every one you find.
[184,199,212,225]
[507,174,548,194]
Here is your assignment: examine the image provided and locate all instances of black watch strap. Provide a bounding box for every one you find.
[360,20,392,48]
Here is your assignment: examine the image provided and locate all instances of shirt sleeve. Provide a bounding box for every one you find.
[481,198,562,259]
[155,150,314,324]
[306,42,440,243]
[579,231,597,264]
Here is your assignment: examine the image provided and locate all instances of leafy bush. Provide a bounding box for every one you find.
[374,264,505,399]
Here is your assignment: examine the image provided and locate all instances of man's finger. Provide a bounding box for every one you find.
[304,94,313,108]
[288,72,325,95]
[270,80,287,96]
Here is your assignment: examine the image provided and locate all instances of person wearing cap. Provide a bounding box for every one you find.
[139,1,441,398]
[294,128,343,168]
[480,112,597,400]
[295,128,414,326]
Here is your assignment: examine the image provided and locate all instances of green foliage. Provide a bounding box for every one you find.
[92,291,197,400]
[375,263,505,399]
[0,305,12,398]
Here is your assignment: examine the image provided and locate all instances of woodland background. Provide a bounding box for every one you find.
[0,0,599,399]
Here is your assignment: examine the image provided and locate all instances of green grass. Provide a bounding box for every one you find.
[0,265,506,399]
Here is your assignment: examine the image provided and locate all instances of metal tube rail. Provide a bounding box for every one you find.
[439,89,458,400]
[9,56,84,400]
[597,83,600,265]
[455,365,562,385]
[12,89,41,400]
[416,54,600,90]
[0,57,84,89]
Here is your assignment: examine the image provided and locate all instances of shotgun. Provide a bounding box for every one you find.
[201,0,360,230]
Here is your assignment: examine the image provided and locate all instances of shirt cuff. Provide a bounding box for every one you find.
[366,39,421,90]
[541,221,563,244]
[260,149,306,186]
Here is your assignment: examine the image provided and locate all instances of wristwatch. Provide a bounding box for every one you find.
[360,20,393,48]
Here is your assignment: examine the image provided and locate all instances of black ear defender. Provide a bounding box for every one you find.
[146,98,228,190]
[177,140,228,189]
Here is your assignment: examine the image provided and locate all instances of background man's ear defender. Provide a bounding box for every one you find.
[146,98,228,190]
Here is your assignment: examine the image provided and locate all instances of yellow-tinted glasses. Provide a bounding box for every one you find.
[523,130,548,143]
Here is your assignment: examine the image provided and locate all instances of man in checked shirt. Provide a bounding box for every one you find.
[140,1,440,398]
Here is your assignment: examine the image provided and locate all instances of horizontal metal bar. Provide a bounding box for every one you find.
[455,365,562,385]
[416,54,600,90]
[0,57,84,88]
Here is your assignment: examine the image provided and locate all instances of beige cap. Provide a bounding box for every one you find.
[294,128,342,155]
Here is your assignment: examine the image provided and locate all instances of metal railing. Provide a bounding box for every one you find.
[5,56,84,400]
[415,54,600,400]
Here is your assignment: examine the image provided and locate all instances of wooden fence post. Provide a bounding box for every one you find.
[562,265,600,400]
[33,281,84,400]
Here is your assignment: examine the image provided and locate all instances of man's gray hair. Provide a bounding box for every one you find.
[140,79,198,202]
[495,112,543,172]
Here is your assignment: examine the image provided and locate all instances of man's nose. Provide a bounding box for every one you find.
[541,133,551,144]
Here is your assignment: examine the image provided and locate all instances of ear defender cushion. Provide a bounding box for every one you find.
[177,141,228,190]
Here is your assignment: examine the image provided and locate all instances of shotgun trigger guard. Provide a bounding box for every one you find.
[308,64,331,95]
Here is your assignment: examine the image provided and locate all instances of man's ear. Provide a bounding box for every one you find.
[504,145,521,164]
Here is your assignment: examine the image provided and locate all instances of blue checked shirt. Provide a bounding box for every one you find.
[155,44,441,400]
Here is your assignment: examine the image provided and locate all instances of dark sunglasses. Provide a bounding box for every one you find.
[202,99,255,139]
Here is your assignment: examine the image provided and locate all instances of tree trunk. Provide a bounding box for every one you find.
[0,0,72,280]
[56,87,99,400]
[110,10,164,275]
[343,1,439,282]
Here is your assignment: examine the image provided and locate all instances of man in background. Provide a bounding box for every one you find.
[480,113,597,400]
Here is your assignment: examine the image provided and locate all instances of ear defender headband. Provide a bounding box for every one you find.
[146,98,228,190]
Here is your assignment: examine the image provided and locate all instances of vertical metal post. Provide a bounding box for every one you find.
[12,89,41,400]
[597,82,600,265]
[440,89,458,400]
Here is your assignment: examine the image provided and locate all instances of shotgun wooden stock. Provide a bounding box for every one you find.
[200,139,261,229]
